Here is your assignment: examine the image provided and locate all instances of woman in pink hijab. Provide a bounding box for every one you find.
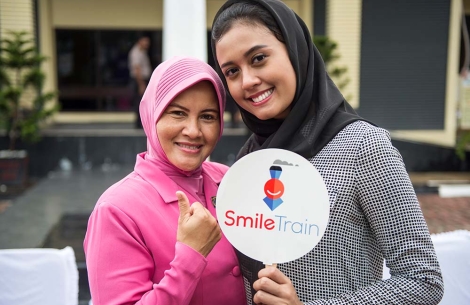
[84,56,246,305]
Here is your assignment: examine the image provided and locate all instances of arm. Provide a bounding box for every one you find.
[85,191,221,305]
[84,202,206,305]
[133,65,146,95]
[253,127,443,305]
[305,127,443,304]
[129,50,146,95]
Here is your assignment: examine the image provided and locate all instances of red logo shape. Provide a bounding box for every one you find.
[264,178,284,199]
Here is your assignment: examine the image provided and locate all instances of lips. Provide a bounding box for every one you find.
[250,88,274,103]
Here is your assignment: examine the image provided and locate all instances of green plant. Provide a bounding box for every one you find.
[456,130,470,161]
[313,36,350,95]
[0,31,58,151]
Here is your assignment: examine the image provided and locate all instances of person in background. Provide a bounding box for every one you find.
[211,0,444,304]
[128,35,151,129]
[84,56,246,305]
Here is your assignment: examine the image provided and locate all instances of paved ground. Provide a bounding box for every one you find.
[0,164,133,303]
[0,164,133,250]
[2,168,470,249]
[408,172,470,233]
[419,194,470,233]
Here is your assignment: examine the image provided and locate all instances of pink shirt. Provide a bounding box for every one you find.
[84,153,247,305]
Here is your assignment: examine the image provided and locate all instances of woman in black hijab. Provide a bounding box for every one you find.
[211,1,443,304]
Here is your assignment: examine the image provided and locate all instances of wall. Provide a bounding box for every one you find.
[326,0,362,108]
[0,0,38,108]
[51,0,163,29]
[206,0,312,34]
[0,133,250,178]
[0,0,35,36]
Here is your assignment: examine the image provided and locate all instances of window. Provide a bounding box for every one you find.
[56,29,162,111]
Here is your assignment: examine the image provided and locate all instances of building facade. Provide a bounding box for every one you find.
[0,0,467,151]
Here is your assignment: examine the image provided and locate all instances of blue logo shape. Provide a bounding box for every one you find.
[263,197,284,211]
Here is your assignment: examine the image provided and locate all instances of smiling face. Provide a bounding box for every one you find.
[156,81,220,171]
[215,22,296,120]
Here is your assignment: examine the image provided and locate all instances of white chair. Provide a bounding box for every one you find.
[431,230,470,304]
[383,230,470,304]
[0,246,79,305]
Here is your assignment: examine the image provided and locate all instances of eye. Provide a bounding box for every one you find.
[224,67,239,78]
[252,54,267,64]
[169,110,186,117]
[201,113,218,121]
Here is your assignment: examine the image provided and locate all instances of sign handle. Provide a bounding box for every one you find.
[264,263,277,268]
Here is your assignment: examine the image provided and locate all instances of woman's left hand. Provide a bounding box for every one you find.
[253,267,303,305]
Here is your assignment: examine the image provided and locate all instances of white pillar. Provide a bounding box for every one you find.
[163,0,207,62]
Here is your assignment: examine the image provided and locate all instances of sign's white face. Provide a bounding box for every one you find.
[216,148,330,264]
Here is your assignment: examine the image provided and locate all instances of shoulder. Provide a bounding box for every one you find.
[336,121,393,153]
[346,121,396,153]
[321,121,392,157]
[341,120,390,140]
[340,121,403,167]
[202,161,229,184]
[95,171,163,213]
[129,45,138,56]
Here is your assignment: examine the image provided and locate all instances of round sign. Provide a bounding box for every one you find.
[216,148,330,264]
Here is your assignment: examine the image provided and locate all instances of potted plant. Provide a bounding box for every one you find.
[0,30,58,189]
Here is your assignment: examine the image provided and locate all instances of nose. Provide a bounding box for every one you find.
[241,68,260,90]
[182,117,202,138]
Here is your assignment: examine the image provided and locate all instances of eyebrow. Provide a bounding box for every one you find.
[220,44,268,69]
[168,103,219,113]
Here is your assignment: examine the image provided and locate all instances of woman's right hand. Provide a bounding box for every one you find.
[176,191,221,257]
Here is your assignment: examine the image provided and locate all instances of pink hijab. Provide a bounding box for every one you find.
[139,56,226,180]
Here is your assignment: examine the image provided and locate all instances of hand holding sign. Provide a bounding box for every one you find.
[176,191,221,257]
[253,267,303,305]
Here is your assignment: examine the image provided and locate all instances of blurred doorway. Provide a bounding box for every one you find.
[56,29,162,112]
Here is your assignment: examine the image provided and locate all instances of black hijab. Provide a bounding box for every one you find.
[211,0,367,159]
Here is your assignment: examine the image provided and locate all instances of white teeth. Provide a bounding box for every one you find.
[178,144,200,150]
[252,89,273,103]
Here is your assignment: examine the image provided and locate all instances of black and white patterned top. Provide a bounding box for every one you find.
[238,121,444,305]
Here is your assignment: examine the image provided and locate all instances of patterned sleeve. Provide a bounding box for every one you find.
[307,127,444,304]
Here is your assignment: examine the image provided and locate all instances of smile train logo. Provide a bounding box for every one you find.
[263,165,285,211]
